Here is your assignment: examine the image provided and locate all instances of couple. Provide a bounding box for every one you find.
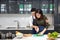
[29,8,50,35]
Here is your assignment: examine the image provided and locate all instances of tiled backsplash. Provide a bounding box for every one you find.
[0,14,54,30]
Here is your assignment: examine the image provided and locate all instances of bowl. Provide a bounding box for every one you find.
[16,33,23,38]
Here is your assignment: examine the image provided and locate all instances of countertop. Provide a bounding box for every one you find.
[13,35,60,40]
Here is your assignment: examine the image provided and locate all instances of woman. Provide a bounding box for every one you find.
[32,9,50,34]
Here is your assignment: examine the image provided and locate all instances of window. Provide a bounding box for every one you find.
[19,4,24,14]
[41,1,48,14]
[0,0,54,14]
[9,0,18,13]
[50,4,53,13]
[24,4,31,11]
[24,4,32,14]
[19,3,32,14]
[49,0,54,14]
[1,4,7,13]
[40,0,54,14]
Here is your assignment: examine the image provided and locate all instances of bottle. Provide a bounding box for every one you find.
[6,32,12,39]
[1,33,5,39]
[0,32,2,39]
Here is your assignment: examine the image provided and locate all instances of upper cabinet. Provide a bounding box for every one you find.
[0,0,54,14]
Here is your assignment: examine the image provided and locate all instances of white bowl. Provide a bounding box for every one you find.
[16,33,23,37]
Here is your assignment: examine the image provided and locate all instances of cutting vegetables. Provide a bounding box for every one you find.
[32,9,50,35]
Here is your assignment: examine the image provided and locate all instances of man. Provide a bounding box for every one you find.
[29,8,39,34]
[29,8,36,27]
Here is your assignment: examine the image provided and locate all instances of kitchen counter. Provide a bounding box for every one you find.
[13,34,60,40]
[13,35,47,40]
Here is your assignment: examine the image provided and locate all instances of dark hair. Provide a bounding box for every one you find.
[35,9,44,19]
[31,8,36,12]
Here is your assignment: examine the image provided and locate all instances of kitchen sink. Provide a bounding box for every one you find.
[7,27,16,29]
[6,27,32,30]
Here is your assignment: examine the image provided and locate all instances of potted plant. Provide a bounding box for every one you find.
[47,31,59,40]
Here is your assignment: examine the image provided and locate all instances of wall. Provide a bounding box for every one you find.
[0,14,54,30]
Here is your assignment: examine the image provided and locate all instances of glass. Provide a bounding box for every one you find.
[6,32,12,39]
[1,33,5,39]
[12,34,16,38]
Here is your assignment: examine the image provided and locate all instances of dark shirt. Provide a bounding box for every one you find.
[33,15,50,29]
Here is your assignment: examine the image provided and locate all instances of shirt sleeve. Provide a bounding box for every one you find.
[43,15,50,29]
[45,23,50,29]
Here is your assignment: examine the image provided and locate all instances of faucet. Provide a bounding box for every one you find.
[14,20,19,29]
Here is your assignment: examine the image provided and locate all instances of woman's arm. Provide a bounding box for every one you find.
[39,28,47,35]
[39,19,50,35]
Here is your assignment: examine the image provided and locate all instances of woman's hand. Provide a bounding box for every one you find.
[39,32,44,35]
[35,26,39,32]
[32,25,39,32]
[39,28,47,35]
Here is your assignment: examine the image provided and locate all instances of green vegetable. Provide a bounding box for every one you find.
[52,32,58,38]
[34,34,43,36]
[48,31,59,38]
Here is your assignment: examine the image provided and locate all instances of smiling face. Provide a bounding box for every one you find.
[36,13,41,19]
